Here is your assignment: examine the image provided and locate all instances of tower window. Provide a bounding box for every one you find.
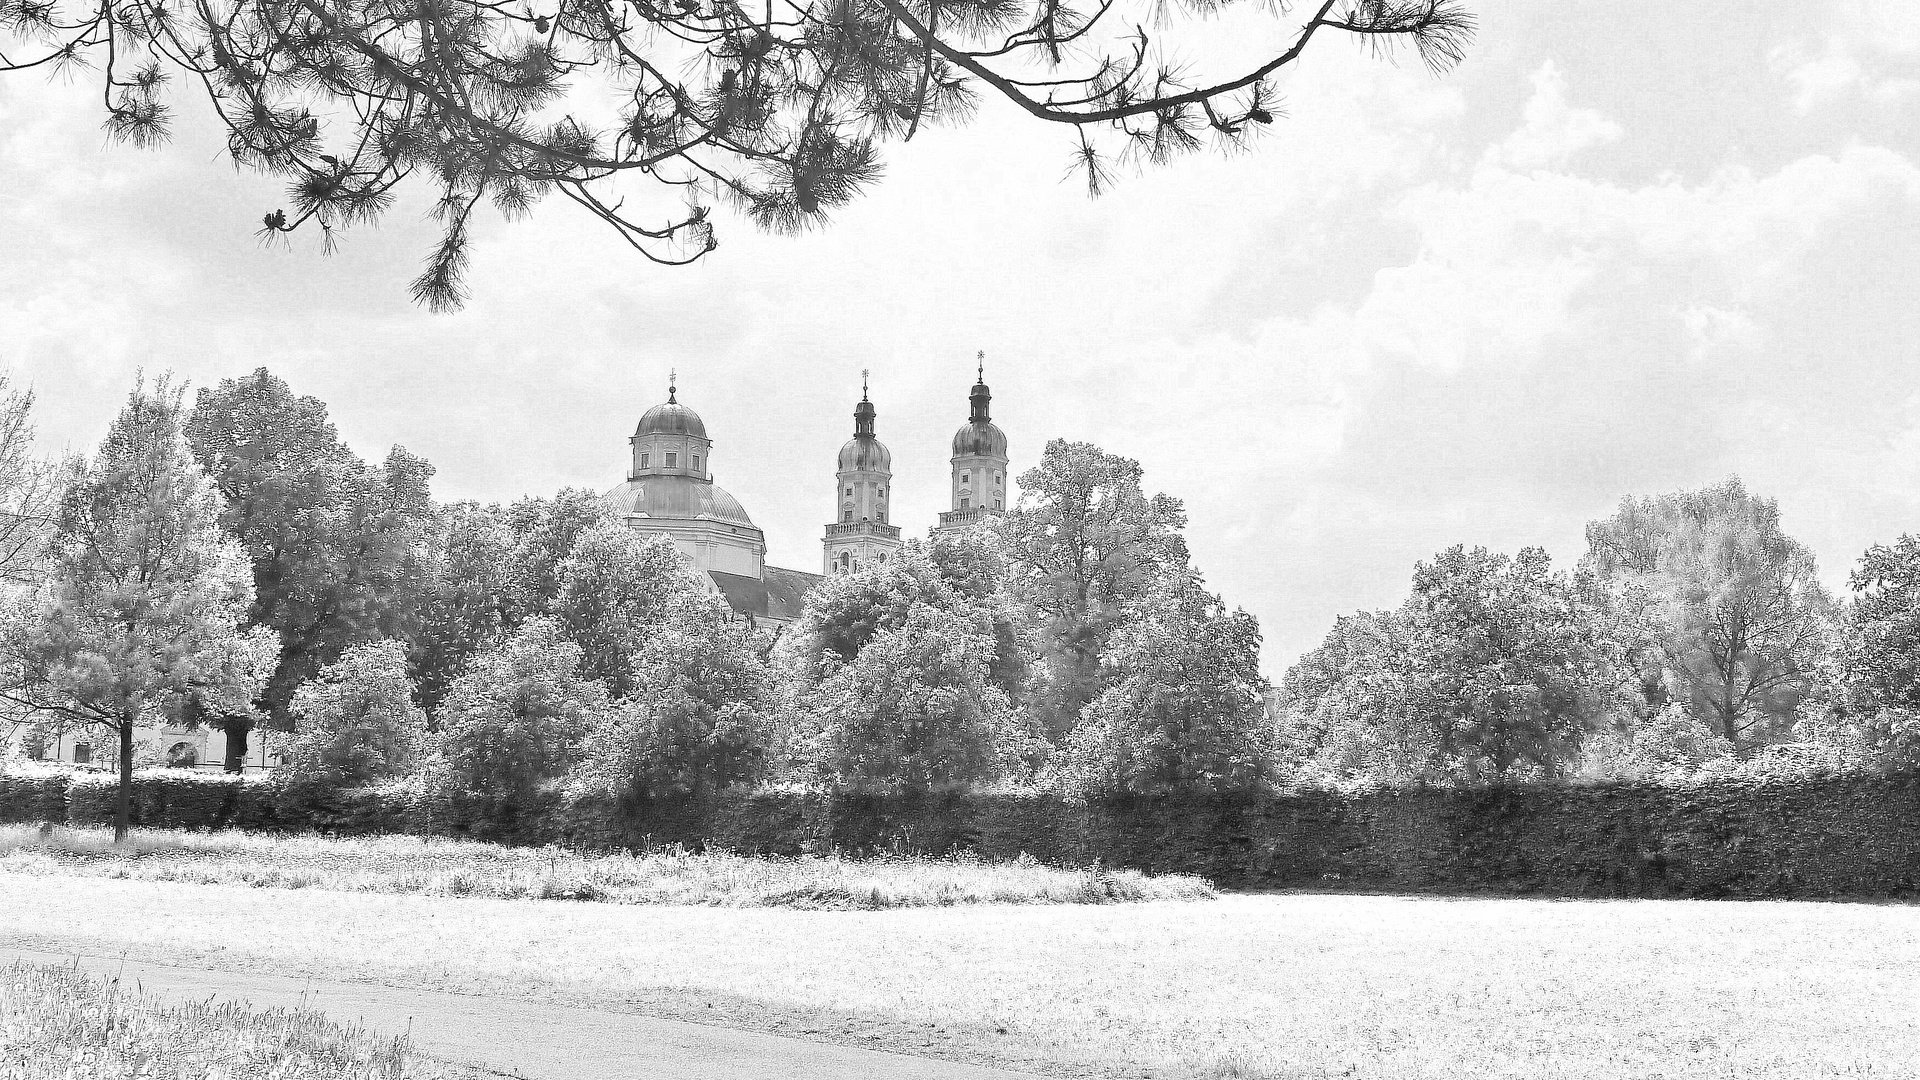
[995,473,1001,484]
[961,497,970,509]
[878,510,886,523]
[846,487,853,496]
[639,453,650,469]
[692,456,701,472]
[961,471,970,484]
[993,500,1002,510]
[844,509,853,522]
[666,452,678,468]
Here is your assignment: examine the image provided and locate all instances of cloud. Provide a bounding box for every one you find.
[1484,62,1623,172]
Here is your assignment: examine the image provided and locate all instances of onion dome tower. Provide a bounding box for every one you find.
[937,352,1010,533]
[822,371,903,575]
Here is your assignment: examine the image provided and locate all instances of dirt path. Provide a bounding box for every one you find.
[3,943,1050,1080]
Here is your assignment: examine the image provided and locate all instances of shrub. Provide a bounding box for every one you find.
[279,640,429,789]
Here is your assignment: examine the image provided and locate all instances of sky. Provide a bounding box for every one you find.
[2,0,1918,677]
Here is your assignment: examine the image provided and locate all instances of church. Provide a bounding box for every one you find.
[600,362,1012,630]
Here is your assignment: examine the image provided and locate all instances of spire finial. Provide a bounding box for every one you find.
[976,350,984,382]
[862,368,870,401]
[668,368,677,404]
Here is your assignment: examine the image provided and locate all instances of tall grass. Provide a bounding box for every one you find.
[0,960,468,1079]
[0,825,1216,908]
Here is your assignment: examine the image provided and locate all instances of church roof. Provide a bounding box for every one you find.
[837,436,891,472]
[635,400,709,440]
[709,566,822,625]
[602,474,754,528]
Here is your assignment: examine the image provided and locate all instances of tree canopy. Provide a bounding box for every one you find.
[0,0,1474,307]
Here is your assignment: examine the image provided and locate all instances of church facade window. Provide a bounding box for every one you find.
[666,452,678,468]
[639,453,649,469]
[993,499,1001,510]
[692,456,701,472]
[961,497,970,509]
[73,743,91,765]
[844,509,853,522]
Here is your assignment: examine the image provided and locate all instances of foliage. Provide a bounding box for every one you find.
[1,960,459,1080]
[1059,576,1273,796]
[1280,546,1642,784]
[1582,478,1838,751]
[1577,702,1732,780]
[1821,535,1920,769]
[0,377,274,840]
[551,524,694,697]
[435,617,607,834]
[927,527,1031,701]
[410,500,523,712]
[1003,439,1189,740]
[0,371,66,587]
[0,0,1474,307]
[576,590,774,798]
[279,640,429,789]
[506,488,615,615]
[184,368,436,761]
[783,545,1039,787]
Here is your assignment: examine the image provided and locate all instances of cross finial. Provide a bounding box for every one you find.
[668,368,677,404]
[862,368,869,400]
[976,350,984,381]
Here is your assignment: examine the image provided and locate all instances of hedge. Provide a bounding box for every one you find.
[5,767,1918,899]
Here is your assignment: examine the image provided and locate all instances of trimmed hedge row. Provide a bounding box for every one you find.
[5,768,1918,898]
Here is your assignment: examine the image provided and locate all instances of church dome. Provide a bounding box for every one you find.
[838,436,891,472]
[952,420,1007,458]
[601,474,754,527]
[634,401,708,440]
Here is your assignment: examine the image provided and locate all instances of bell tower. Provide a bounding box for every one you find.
[823,371,904,575]
[937,352,1011,533]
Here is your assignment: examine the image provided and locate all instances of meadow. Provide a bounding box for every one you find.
[0,959,473,1080]
[0,824,1214,908]
[4,869,1917,1079]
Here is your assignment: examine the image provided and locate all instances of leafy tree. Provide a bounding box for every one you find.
[0,378,274,841]
[411,500,522,712]
[1814,536,1920,769]
[577,591,773,799]
[185,368,437,766]
[1058,576,1272,796]
[436,616,607,834]
[782,545,1038,787]
[506,489,615,616]
[0,372,66,586]
[1582,478,1838,752]
[927,528,1031,702]
[1003,439,1188,740]
[1577,701,1731,780]
[279,639,428,788]
[1279,546,1638,784]
[0,0,1473,307]
[552,524,693,697]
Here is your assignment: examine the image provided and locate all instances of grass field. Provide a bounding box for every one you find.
[0,958,473,1079]
[3,871,1916,1079]
[0,824,1214,908]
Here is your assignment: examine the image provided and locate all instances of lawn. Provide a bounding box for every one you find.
[3,869,1916,1079]
[0,958,474,1080]
[0,824,1214,908]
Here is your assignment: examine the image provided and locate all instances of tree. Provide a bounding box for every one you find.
[185,368,437,766]
[506,489,615,616]
[551,524,696,697]
[1003,439,1188,740]
[410,500,522,713]
[1059,576,1272,796]
[0,0,1473,307]
[0,372,65,587]
[927,528,1031,702]
[1820,536,1920,768]
[1582,478,1838,752]
[280,639,428,788]
[436,616,607,835]
[1278,546,1639,784]
[0,378,274,841]
[576,591,773,799]
[781,544,1039,787]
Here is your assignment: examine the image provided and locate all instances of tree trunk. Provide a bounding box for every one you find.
[115,719,133,844]
[223,715,251,773]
